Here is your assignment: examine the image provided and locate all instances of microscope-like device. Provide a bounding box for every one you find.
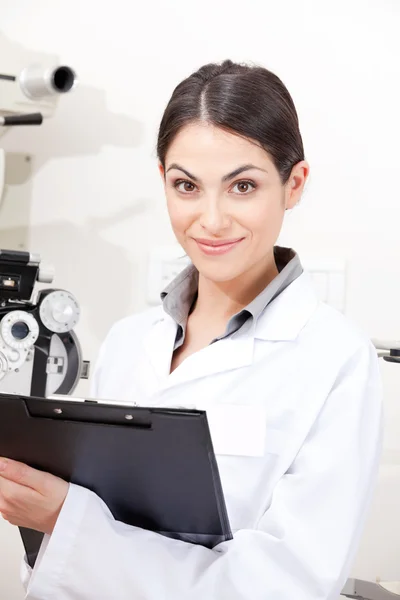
[0,36,87,397]
[0,33,76,127]
[0,33,77,200]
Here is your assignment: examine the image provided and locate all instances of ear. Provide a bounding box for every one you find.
[158,163,165,179]
[284,161,310,210]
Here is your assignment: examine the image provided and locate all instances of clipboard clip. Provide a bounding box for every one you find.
[24,397,153,429]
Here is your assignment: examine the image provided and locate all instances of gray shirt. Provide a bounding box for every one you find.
[161,246,303,350]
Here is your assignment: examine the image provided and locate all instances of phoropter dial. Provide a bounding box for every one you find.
[39,290,80,333]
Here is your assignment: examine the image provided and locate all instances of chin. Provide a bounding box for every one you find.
[192,261,245,283]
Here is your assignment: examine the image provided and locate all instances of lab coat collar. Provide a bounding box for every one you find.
[140,272,319,393]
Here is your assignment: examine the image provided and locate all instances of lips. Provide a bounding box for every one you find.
[194,238,243,247]
[193,237,244,256]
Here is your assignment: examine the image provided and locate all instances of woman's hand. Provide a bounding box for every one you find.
[0,457,69,535]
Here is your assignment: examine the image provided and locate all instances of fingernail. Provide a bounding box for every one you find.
[0,459,7,471]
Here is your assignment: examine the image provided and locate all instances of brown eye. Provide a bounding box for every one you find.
[175,180,196,193]
[231,180,256,194]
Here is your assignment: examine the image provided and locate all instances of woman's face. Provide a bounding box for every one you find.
[162,123,308,283]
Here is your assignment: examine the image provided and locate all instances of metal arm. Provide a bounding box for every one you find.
[372,339,400,364]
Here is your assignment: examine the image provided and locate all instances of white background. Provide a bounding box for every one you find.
[0,1,399,597]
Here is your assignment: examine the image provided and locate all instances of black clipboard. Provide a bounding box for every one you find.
[0,393,232,568]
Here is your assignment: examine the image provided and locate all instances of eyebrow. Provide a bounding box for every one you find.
[166,163,267,183]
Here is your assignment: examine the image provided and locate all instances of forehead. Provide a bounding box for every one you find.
[165,123,273,172]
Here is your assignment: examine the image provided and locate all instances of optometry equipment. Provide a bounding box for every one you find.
[0,249,89,397]
[0,32,77,202]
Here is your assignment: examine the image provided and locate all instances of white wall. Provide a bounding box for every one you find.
[0,1,399,598]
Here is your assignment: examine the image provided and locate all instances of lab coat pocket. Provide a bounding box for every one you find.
[208,407,291,531]
[206,404,267,457]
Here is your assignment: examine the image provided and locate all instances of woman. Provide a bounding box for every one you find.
[0,60,382,600]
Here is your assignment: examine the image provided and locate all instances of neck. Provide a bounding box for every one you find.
[194,251,279,320]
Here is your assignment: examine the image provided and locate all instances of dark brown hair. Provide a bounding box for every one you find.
[157,60,305,184]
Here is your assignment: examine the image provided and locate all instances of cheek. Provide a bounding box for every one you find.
[243,197,285,240]
[166,196,192,236]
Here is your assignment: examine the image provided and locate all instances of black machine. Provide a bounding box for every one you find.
[0,249,89,397]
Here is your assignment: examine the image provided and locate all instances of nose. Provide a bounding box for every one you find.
[199,197,231,235]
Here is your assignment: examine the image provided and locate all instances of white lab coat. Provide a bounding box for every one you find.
[23,272,382,600]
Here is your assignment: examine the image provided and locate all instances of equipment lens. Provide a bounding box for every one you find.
[52,66,75,93]
[11,321,30,340]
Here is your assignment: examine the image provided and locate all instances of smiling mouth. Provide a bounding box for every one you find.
[193,237,245,256]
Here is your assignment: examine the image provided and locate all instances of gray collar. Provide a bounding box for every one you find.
[161,246,303,349]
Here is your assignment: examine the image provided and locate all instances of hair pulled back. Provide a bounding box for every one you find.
[157,60,304,184]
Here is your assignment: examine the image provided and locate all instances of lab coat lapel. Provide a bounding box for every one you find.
[139,314,178,394]
[140,314,256,392]
[254,272,319,341]
[164,328,256,389]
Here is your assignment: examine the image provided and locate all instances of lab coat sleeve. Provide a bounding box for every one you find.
[24,341,383,600]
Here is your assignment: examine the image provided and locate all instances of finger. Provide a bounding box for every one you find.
[0,476,36,504]
[0,458,46,492]
[0,477,17,516]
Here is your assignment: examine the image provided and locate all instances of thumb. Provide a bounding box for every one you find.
[0,458,47,493]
